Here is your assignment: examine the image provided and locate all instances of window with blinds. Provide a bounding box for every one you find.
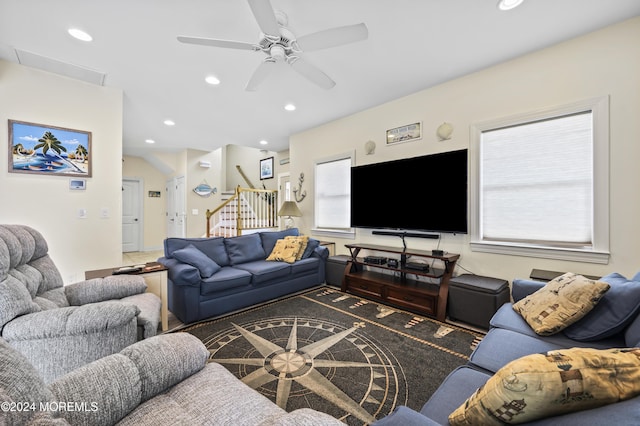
[480,112,593,245]
[470,96,610,263]
[314,155,353,232]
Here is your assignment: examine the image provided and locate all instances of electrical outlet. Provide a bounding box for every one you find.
[100,208,109,218]
[78,208,87,219]
[192,209,199,215]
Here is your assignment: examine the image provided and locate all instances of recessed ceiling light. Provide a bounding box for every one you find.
[284,103,296,111]
[497,0,524,11]
[259,140,268,145]
[145,139,155,144]
[164,120,175,126]
[68,28,93,42]
[205,75,220,85]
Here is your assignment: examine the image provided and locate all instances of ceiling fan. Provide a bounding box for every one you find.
[177,0,368,91]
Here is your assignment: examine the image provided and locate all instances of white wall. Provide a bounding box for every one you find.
[0,61,124,283]
[290,17,640,281]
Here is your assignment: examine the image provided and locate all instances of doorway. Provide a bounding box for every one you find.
[166,176,186,238]
[122,178,143,252]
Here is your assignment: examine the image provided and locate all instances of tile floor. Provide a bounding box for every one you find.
[122,250,164,266]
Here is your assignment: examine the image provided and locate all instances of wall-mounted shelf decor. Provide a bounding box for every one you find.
[386,122,421,145]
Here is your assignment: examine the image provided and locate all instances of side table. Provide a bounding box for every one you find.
[85,262,169,331]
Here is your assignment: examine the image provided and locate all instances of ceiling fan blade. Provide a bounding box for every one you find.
[247,0,281,37]
[295,23,368,52]
[245,58,276,91]
[177,36,257,51]
[289,57,335,90]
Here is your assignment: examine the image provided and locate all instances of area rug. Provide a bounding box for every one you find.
[180,286,484,425]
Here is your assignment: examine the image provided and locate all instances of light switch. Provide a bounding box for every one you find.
[192,209,199,215]
[100,208,110,218]
[78,209,87,219]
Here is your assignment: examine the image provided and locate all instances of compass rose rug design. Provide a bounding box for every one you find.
[179,286,484,425]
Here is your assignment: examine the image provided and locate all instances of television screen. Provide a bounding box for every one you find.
[350,149,468,233]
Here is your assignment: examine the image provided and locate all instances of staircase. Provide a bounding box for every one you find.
[206,187,279,237]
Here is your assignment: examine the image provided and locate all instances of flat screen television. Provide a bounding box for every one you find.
[350,149,468,234]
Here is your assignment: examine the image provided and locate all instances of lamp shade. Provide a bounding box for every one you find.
[278,201,302,217]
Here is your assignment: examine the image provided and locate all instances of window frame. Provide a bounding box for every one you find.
[469,96,610,264]
[312,151,356,239]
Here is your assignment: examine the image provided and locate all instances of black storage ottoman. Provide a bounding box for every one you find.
[447,274,510,330]
[326,255,351,286]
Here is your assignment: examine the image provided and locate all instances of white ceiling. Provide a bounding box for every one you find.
[2,1,639,157]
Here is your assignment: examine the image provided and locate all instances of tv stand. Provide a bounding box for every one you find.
[341,243,459,321]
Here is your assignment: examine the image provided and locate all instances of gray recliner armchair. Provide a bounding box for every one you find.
[0,224,161,383]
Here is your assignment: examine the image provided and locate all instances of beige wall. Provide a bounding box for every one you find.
[290,17,640,281]
[0,61,124,283]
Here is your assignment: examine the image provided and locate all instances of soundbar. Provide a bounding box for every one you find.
[372,230,439,239]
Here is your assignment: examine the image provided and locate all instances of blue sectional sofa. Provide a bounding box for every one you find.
[373,274,640,425]
[158,229,328,324]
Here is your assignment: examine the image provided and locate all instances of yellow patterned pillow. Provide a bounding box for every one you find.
[512,272,610,336]
[266,238,302,264]
[285,235,309,260]
[449,347,640,425]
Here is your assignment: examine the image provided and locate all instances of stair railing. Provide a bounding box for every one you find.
[206,186,278,237]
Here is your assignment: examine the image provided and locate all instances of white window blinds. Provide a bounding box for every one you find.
[480,111,593,246]
[315,157,351,229]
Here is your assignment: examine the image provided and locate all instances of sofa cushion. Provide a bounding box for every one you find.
[0,338,56,425]
[224,233,266,265]
[302,238,320,259]
[418,365,492,426]
[489,304,625,351]
[0,275,40,328]
[164,237,229,267]
[449,347,640,425]
[233,261,291,285]
[563,272,640,342]
[171,244,221,278]
[512,272,610,336]
[290,257,320,275]
[260,228,299,255]
[200,267,252,295]
[266,238,302,264]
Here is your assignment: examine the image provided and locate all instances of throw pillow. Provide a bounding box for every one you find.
[563,272,640,341]
[266,238,302,264]
[285,235,309,260]
[512,272,610,336]
[449,347,640,425]
[171,244,221,278]
[301,238,320,259]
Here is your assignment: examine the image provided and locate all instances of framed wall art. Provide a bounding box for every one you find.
[8,119,92,177]
[386,122,422,145]
[260,156,274,180]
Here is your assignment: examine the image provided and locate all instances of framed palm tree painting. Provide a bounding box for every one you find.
[8,120,92,177]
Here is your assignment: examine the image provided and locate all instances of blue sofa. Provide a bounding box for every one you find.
[374,274,640,425]
[158,229,328,324]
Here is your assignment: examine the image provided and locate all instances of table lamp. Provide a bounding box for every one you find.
[278,201,302,229]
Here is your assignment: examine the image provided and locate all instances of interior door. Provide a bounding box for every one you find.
[122,178,142,252]
[166,176,186,238]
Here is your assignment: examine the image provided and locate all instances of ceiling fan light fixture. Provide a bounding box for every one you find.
[270,45,286,61]
[68,28,93,42]
[497,0,524,11]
